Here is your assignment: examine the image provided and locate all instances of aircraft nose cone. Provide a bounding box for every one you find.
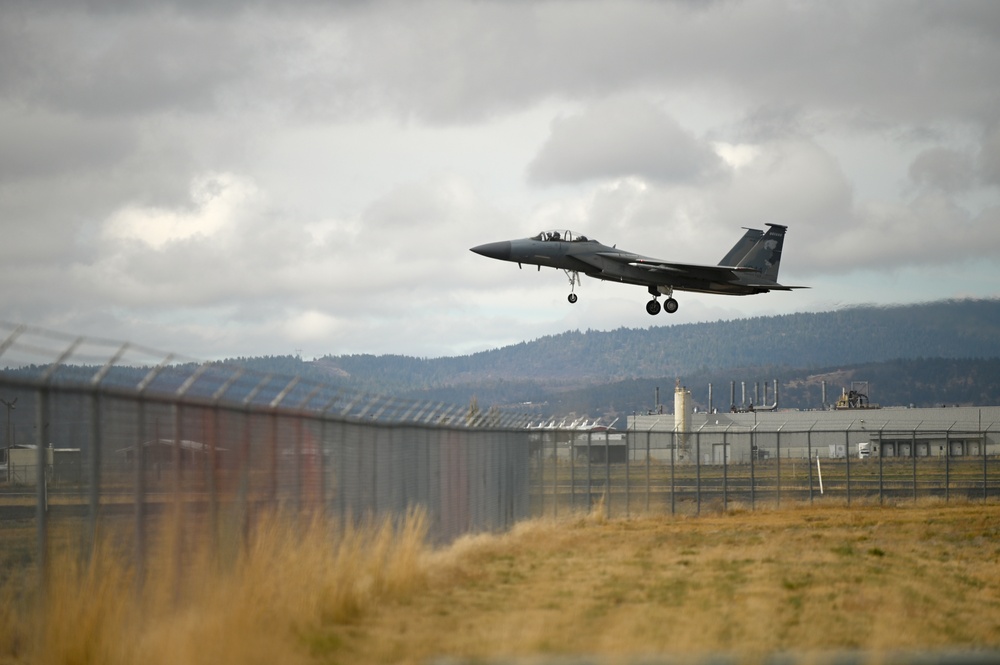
[470,241,511,261]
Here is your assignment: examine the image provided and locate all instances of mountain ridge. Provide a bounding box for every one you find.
[177,299,1000,417]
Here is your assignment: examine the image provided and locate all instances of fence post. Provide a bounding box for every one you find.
[135,396,147,588]
[645,425,651,513]
[36,336,90,582]
[695,430,701,516]
[36,386,49,586]
[845,428,852,506]
[88,393,102,558]
[134,355,175,587]
[586,430,592,511]
[945,429,951,503]
[776,428,782,508]
[295,415,305,517]
[625,427,631,518]
[750,424,756,511]
[538,430,546,517]
[208,404,220,550]
[670,431,676,516]
[319,417,329,520]
[85,341,128,560]
[171,402,186,602]
[269,413,279,507]
[722,425,728,513]
[570,428,576,512]
[371,426,379,516]
[604,428,611,519]
[552,429,558,518]
[878,431,884,505]
[807,427,813,504]
[983,424,989,503]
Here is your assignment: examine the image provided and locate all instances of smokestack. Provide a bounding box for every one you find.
[708,383,714,414]
[774,380,779,408]
[674,381,690,448]
[741,381,746,408]
[822,381,827,409]
[730,381,736,410]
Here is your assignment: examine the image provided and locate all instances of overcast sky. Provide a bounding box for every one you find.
[2,1,999,361]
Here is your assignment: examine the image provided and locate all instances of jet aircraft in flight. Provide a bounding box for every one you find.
[471,223,804,315]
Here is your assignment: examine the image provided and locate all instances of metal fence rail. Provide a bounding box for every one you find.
[0,323,533,584]
[530,426,1000,518]
[4,321,1000,589]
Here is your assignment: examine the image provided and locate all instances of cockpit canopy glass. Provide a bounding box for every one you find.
[530,230,596,243]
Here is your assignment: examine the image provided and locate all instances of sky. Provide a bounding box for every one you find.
[2,0,1000,362]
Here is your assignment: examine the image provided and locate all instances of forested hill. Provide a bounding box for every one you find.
[197,298,1000,414]
[6,299,999,418]
[306,299,1000,391]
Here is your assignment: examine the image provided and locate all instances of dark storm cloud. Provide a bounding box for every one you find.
[320,1,1000,128]
[909,147,976,194]
[978,126,1000,188]
[0,9,255,118]
[526,100,723,185]
[2,0,1000,358]
[4,1,999,127]
[0,109,133,180]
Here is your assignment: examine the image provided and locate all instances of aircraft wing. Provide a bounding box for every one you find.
[592,252,752,283]
[586,251,808,290]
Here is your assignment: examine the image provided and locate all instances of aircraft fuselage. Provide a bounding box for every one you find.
[471,225,802,315]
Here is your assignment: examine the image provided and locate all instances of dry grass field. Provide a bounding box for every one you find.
[2,500,999,664]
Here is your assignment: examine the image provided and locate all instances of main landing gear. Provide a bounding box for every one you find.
[564,277,679,314]
[646,286,679,315]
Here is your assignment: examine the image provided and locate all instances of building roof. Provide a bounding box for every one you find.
[631,405,1000,434]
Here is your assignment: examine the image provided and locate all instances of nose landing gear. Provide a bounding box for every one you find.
[565,270,581,304]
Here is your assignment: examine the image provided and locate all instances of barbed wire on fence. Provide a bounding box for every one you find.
[0,321,535,429]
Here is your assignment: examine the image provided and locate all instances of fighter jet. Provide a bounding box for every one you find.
[470,223,805,315]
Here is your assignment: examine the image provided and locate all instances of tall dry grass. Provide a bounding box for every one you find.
[0,507,429,665]
[4,500,1000,664]
[341,501,1000,663]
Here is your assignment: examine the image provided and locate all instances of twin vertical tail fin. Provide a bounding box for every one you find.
[717,228,764,267]
[719,223,788,282]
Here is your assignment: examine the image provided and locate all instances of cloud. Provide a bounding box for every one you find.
[527,99,723,185]
[3,1,1000,360]
[908,147,977,194]
[977,125,1000,187]
[0,106,134,181]
[102,172,256,250]
[65,169,509,328]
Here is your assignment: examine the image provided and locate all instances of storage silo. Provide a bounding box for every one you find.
[674,381,690,453]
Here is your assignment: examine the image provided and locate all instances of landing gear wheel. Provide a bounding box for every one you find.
[664,297,679,314]
[568,293,578,304]
[646,299,662,315]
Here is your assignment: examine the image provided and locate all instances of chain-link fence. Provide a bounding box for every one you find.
[0,323,534,584]
[529,423,1000,518]
[5,322,1000,587]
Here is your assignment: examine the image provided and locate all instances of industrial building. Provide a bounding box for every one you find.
[627,383,1000,464]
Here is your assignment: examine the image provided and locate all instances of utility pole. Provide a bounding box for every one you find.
[1,397,16,483]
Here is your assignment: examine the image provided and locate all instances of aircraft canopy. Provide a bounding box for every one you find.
[531,230,597,243]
